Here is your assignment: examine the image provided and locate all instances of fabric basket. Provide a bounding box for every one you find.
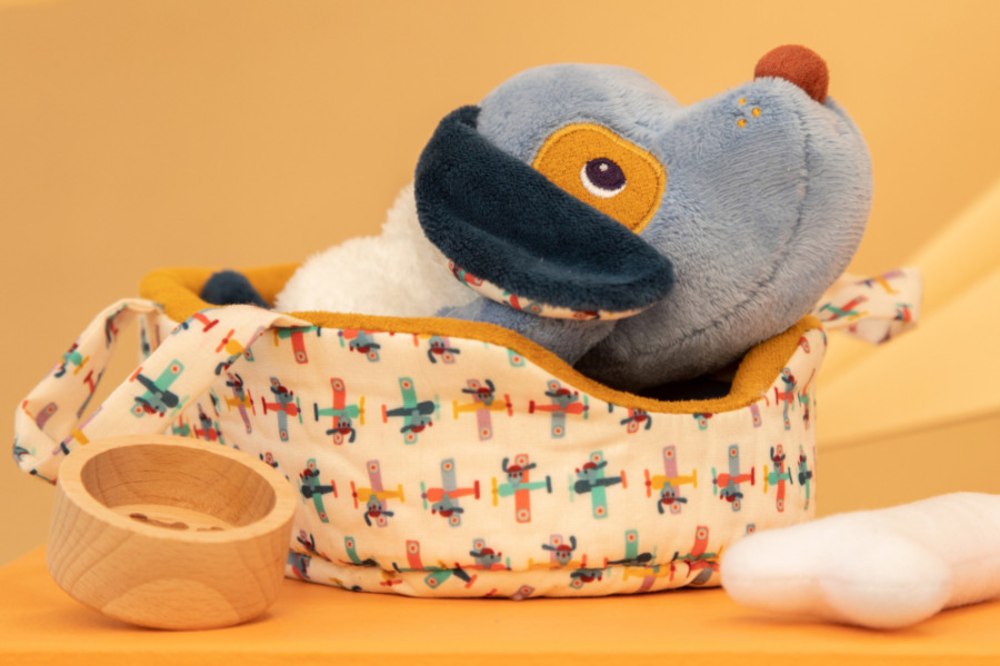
[13,265,920,598]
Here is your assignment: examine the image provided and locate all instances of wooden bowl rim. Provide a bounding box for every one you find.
[56,434,297,545]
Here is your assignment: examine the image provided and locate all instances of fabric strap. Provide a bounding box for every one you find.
[812,267,922,345]
[13,298,307,483]
[14,266,920,483]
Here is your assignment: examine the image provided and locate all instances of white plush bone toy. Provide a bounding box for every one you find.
[722,493,1000,628]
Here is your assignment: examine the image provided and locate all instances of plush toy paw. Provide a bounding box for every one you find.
[201,269,270,308]
[721,493,1000,628]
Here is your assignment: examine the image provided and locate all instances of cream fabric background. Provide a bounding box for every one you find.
[2,0,999,564]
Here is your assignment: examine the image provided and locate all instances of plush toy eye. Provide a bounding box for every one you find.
[581,158,626,198]
[533,123,666,233]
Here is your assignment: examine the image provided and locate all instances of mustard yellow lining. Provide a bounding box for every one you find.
[139,265,821,416]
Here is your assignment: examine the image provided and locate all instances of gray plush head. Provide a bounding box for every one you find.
[416,45,871,391]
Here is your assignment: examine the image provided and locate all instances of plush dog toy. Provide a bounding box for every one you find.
[202,46,1000,627]
[206,44,871,392]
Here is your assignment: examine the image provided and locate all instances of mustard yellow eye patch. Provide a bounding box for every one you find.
[532,123,667,233]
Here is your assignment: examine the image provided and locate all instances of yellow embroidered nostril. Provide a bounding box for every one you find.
[738,97,746,106]
[736,118,748,128]
[751,107,762,117]
[532,123,667,234]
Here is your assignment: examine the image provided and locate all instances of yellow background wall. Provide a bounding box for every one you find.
[2,0,999,564]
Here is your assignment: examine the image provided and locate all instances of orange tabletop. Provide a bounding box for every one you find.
[3,547,1000,665]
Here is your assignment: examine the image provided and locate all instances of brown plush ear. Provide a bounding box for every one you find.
[754,45,829,103]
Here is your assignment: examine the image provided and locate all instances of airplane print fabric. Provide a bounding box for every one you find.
[13,268,915,598]
[812,267,921,345]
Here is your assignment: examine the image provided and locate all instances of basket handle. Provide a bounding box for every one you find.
[13,298,308,483]
[812,267,922,344]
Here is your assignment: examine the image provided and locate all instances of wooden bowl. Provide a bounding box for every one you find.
[46,435,296,630]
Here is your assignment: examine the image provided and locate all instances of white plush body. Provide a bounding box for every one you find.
[722,493,1000,628]
[275,184,474,317]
